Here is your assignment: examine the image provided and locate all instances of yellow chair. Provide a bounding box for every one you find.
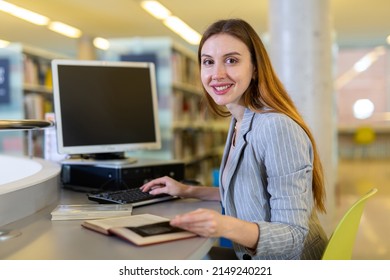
[354,126,376,145]
[322,188,378,260]
[353,126,376,159]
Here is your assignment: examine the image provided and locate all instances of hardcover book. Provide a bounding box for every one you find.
[81,213,197,246]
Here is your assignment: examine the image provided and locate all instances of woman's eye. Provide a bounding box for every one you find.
[226,57,238,64]
[202,59,213,65]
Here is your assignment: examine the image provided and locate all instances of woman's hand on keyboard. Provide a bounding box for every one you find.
[141,176,220,201]
[140,176,189,197]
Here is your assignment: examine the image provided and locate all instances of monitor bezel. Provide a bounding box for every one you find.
[51,59,161,157]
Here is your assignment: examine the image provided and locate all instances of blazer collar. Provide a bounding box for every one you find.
[220,109,256,205]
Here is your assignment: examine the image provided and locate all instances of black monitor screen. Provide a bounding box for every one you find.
[51,59,161,159]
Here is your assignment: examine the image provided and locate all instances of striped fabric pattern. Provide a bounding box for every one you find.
[220,109,328,260]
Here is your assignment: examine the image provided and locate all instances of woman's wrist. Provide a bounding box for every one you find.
[181,185,219,201]
[221,216,259,249]
[180,184,194,198]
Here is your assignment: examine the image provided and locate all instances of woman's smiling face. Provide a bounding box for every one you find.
[200,33,255,108]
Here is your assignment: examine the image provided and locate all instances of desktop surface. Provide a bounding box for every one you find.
[0,189,221,260]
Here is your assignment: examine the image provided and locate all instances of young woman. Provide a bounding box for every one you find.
[141,18,328,260]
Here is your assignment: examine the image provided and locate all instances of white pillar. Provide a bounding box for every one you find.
[268,0,337,233]
[77,35,96,60]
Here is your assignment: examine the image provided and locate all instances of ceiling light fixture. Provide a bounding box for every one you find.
[0,1,49,26]
[0,39,10,48]
[48,22,82,38]
[336,46,386,90]
[353,46,386,73]
[140,1,201,45]
[141,0,171,20]
[163,16,201,45]
[353,99,375,120]
[93,37,110,50]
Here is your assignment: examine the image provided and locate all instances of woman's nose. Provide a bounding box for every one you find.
[212,64,226,80]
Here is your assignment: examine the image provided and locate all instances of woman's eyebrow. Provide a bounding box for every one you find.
[223,51,242,57]
[201,51,242,58]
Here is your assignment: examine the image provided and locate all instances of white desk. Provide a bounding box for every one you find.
[0,155,61,227]
[0,189,221,260]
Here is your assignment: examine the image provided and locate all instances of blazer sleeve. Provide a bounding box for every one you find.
[253,114,314,258]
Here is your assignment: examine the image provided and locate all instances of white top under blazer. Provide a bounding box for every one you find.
[220,108,328,260]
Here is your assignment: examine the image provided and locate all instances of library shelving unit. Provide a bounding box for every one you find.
[0,43,68,157]
[102,37,229,184]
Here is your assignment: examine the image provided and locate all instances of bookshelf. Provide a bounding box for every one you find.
[0,43,67,157]
[103,37,229,184]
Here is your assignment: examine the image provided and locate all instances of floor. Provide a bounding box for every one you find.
[334,159,390,259]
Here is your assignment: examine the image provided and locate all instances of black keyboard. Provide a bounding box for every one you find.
[87,188,177,207]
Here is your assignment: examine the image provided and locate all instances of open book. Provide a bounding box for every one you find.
[81,213,197,246]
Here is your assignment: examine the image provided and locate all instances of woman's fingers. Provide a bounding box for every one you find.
[170,209,221,237]
[140,177,169,191]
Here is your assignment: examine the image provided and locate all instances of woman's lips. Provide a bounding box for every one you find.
[212,84,232,94]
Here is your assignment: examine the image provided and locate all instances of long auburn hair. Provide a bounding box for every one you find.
[198,18,326,213]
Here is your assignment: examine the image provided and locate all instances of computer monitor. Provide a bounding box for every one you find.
[51,59,161,164]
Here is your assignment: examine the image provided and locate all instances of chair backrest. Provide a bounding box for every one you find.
[322,188,378,260]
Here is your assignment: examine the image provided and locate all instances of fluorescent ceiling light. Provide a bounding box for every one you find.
[48,21,82,38]
[353,47,385,73]
[141,1,171,20]
[336,47,386,90]
[0,1,49,25]
[0,1,85,40]
[0,39,10,48]
[93,37,110,50]
[164,16,201,45]
[140,1,201,45]
[353,55,373,73]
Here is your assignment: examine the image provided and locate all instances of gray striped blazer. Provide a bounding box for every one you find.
[219,109,328,260]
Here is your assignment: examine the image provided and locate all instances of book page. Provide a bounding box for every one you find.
[82,214,196,245]
[81,214,169,234]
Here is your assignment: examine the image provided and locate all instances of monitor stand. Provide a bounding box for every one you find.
[84,152,126,160]
[62,152,137,166]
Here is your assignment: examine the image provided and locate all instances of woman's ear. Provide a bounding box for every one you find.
[252,67,257,80]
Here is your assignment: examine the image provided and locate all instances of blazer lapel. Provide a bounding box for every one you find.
[221,109,255,206]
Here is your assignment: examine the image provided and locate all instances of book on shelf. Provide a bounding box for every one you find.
[23,56,39,85]
[81,213,197,246]
[50,204,133,221]
[24,93,44,119]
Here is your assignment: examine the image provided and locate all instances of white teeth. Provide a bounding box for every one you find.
[215,85,230,91]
